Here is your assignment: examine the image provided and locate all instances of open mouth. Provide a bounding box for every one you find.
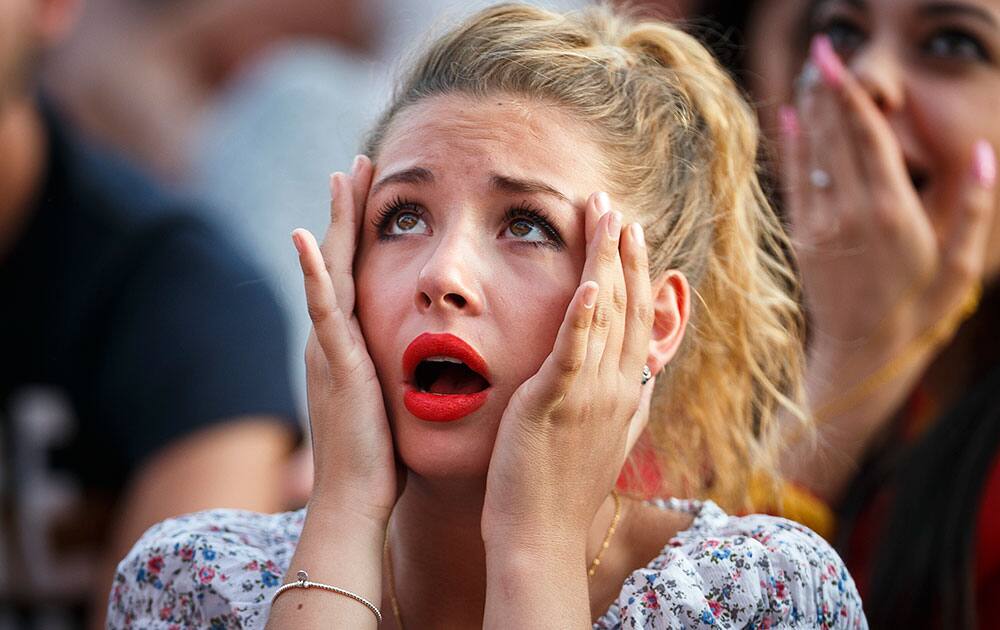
[402,333,492,422]
[414,357,490,395]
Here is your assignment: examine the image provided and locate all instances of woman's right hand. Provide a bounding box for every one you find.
[778,36,996,500]
[292,156,397,524]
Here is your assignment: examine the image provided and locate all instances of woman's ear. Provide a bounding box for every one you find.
[646,270,690,375]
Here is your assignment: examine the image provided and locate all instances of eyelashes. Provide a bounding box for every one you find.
[503,202,566,249]
[806,8,994,65]
[371,196,565,249]
[371,195,422,235]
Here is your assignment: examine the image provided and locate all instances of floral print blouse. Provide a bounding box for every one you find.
[107,498,866,628]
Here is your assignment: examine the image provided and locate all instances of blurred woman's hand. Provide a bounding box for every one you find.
[292,157,397,525]
[779,36,996,500]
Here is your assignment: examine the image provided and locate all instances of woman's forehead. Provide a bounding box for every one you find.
[374,94,609,199]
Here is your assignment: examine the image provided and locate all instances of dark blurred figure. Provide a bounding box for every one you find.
[0,0,302,628]
[692,1,1000,628]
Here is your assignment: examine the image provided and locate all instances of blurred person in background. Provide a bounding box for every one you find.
[0,0,302,627]
[692,1,1000,627]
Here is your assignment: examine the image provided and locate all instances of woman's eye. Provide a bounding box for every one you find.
[924,29,989,62]
[502,207,564,249]
[373,197,430,239]
[506,218,548,242]
[394,212,421,232]
[821,19,866,56]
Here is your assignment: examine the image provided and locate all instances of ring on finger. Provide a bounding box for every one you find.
[809,168,833,190]
[796,61,822,94]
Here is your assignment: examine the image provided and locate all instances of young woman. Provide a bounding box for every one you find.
[107,4,865,628]
[694,0,1000,627]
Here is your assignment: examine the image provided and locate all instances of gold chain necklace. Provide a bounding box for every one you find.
[383,490,622,629]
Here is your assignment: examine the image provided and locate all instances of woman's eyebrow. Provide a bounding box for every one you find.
[809,0,864,16]
[919,2,998,28]
[371,166,434,196]
[490,173,570,205]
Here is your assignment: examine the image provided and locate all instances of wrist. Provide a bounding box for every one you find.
[483,521,587,566]
[307,490,392,532]
[485,535,587,579]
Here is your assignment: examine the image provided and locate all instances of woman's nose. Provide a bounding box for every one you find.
[414,235,484,315]
[849,41,905,114]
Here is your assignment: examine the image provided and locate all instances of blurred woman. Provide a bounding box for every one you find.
[694,1,1000,627]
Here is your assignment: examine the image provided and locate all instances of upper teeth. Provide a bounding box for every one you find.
[426,356,463,364]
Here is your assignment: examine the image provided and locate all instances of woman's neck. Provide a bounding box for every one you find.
[382,474,687,629]
[385,474,491,629]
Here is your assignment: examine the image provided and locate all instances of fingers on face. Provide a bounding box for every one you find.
[537,280,598,400]
[350,155,375,211]
[937,140,997,286]
[581,193,653,381]
[619,221,652,378]
[583,195,626,372]
[321,156,375,313]
[797,70,861,239]
[292,228,352,359]
[793,53,921,248]
[540,192,650,406]
[778,105,809,239]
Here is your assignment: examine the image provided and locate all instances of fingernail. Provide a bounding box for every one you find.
[329,173,338,197]
[596,191,611,214]
[974,140,996,187]
[583,282,599,308]
[291,230,303,253]
[778,105,800,138]
[351,155,362,177]
[811,35,844,88]
[630,222,644,247]
[608,211,623,240]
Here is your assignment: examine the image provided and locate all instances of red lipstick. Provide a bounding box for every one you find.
[402,333,491,422]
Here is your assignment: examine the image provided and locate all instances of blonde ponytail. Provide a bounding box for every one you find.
[365,3,806,511]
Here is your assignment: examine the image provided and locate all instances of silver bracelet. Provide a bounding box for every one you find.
[271,570,382,623]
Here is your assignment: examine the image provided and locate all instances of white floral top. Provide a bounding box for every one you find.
[108,498,866,629]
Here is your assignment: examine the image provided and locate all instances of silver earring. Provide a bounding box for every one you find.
[641,365,653,385]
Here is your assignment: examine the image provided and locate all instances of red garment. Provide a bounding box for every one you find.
[841,382,1000,629]
[975,449,1000,626]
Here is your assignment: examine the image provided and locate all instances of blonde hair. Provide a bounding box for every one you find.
[364,3,806,511]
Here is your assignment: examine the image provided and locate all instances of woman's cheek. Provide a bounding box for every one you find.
[356,260,411,374]
[910,83,995,218]
[498,266,580,376]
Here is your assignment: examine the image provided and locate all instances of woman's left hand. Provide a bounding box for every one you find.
[481,191,653,563]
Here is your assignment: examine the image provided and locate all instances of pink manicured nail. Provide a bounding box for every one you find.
[329,173,338,197]
[811,35,844,88]
[974,140,996,187]
[778,105,800,138]
[351,155,362,177]
[291,230,303,253]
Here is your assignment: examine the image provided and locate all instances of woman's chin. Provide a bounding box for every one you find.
[390,405,501,482]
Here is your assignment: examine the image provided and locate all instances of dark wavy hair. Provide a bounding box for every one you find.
[687,2,1000,628]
